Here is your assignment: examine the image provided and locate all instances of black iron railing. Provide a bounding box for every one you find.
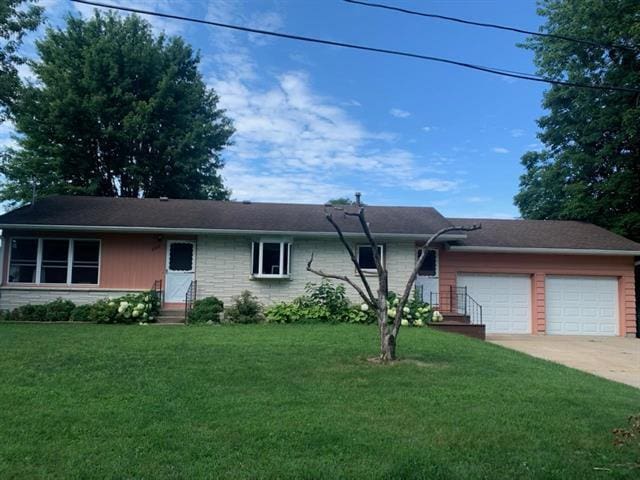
[151,279,163,305]
[184,280,197,324]
[418,285,483,325]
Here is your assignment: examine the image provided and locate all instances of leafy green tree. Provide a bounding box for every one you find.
[514,0,640,242]
[0,0,43,122]
[327,197,355,205]
[1,11,234,203]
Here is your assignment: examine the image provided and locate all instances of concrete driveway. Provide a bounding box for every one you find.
[487,335,640,389]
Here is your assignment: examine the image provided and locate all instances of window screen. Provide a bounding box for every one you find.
[72,240,100,284]
[40,239,69,283]
[357,245,383,270]
[417,249,437,276]
[9,239,38,283]
[168,243,194,271]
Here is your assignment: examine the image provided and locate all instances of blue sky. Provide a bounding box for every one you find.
[1,0,548,218]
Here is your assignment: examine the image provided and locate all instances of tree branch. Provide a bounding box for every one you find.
[306,253,376,309]
[391,224,482,336]
[324,209,378,306]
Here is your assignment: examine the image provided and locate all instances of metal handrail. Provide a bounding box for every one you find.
[151,279,163,305]
[425,286,483,325]
[184,280,197,324]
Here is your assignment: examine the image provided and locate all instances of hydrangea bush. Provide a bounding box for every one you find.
[91,291,160,324]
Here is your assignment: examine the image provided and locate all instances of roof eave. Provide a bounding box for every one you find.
[0,223,467,241]
[448,245,640,256]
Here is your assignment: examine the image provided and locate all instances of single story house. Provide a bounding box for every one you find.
[0,195,638,337]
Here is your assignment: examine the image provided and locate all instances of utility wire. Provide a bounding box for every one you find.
[344,0,638,54]
[70,0,640,94]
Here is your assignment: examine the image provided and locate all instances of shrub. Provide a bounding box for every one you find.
[70,304,93,322]
[188,296,224,324]
[91,291,160,324]
[44,298,76,322]
[225,291,264,324]
[386,291,432,327]
[10,303,47,322]
[304,280,349,319]
[9,298,75,322]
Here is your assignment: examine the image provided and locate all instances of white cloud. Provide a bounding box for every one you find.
[407,179,458,192]
[465,196,490,203]
[72,0,189,35]
[422,126,432,132]
[389,108,411,118]
[510,128,525,138]
[491,147,510,154]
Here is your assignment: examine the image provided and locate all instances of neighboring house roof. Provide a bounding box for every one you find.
[0,195,455,238]
[447,218,640,255]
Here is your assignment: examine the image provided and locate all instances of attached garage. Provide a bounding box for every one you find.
[457,274,531,334]
[545,276,619,336]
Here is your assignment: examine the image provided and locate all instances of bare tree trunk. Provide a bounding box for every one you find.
[307,196,480,362]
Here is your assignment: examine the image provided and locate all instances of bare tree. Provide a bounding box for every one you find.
[307,194,481,361]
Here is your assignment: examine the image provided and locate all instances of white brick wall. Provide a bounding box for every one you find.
[0,288,140,311]
[195,235,417,305]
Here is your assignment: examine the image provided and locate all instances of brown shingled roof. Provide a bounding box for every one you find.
[447,217,640,252]
[0,195,453,236]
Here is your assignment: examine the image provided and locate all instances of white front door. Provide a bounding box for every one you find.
[165,241,196,303]
[415,249,439,303]
[457,273,532,334]
[545,276,618,336]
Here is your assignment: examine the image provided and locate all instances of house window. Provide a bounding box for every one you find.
[8,237,100,285]
[357,245,384,271]
[251,240,291,278]
[8,238,38,283]
[40,239,69,283]
[71,240,100,284]
[416,249,437,276]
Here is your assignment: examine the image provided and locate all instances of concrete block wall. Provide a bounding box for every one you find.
[0,288,141,311]
[195,235,416,305]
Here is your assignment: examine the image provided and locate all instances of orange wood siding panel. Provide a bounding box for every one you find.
[99,234,166,289]
[1,230,168,290]
[439,250,636,336]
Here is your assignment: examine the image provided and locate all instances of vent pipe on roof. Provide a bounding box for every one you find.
[159,196,169,201]
[242,200,251,204]
[355,192,362,207]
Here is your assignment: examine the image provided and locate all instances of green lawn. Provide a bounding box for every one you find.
[0,324,638,479]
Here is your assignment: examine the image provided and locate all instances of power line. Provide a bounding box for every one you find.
[70,0,640,94]
[344,0,638,54]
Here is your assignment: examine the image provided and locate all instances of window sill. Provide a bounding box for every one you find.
[250,274,291,280]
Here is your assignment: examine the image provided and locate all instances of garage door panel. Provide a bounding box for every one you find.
[457,274,531,334]
[545,276,618,336]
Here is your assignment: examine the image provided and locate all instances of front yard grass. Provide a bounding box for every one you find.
[0,323,638,479]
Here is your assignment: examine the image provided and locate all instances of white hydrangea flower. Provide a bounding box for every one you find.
[360,303,369,312]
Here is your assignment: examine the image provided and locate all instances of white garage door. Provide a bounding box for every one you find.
[457,274,531,334]
[545,276,618,336]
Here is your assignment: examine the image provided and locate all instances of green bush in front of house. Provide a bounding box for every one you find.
[187,296,224,324]
[8,298,76,322]
[69,304,93,322]
[225,291,264,324]
[264,282,433,326]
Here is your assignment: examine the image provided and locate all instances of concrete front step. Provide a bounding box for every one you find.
[441,313,471,324]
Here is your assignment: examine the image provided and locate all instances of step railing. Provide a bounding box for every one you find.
[151,279,163,305]
[184,280,197,324]
[422,285,483,325]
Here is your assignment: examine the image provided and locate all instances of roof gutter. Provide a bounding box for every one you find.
[447,245,640,256]
[0,223,467,241]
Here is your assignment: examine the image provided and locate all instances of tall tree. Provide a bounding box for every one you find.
[514,0,640,242]
[1,11,234,203]
[0,0,43,122]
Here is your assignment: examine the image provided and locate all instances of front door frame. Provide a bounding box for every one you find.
[415,247,439,303]
[164,240,196,304]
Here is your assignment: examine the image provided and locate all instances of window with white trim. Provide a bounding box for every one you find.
[251,240,291,278]
[8,238,100,285]
[356,244,384,271]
